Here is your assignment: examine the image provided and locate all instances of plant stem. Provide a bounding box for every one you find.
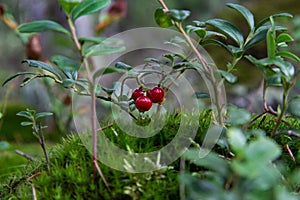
[271,89,288,137]
[157,0,224,126]
[15,150,37,162]
[67,16,110,191]
[38,123,50,171]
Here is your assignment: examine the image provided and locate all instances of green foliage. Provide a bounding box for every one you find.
[182,129,300,200]
[0,135,179,199]
[154,8,173,28]
[2,1,300,199]
[71,0,110,21]
[17,20,70,35]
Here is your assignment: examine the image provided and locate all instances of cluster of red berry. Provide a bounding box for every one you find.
[131,87,164,112]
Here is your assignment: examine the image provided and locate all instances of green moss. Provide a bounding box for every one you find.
[0,135,179,199]
[1,111,300,199]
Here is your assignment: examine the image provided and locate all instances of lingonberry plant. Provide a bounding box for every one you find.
[1,0,300,199]
[16,109,53,170]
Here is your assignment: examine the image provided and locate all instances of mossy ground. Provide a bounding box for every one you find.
[1,111,300,199]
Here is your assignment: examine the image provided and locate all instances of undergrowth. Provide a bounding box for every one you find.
[1,111,300,199]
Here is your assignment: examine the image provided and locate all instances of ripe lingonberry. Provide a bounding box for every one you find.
[147,87,164,103]
[131,88,145,101]
[135,96,152,112]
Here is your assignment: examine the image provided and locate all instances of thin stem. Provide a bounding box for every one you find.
[157,0,224,125]
[15,150,37,162]
[67,16,111,191]
[271,89,289,137]
[31,184,37,200]
[38,123,50,171]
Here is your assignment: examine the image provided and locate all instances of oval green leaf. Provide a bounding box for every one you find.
[50,55,80,72]
[22,60,62,80]
[154,8,173,28]
[218,70,238,84]
[227,3,255,32]
[206,18,244,46]
[71,0,110,21]
[58,0,81,15]
[255,13,293,31]
[169,9,191,22]
[276,51,300,62]
[277,33,294,43]
[17,20,70,35]
[115,62,132,70]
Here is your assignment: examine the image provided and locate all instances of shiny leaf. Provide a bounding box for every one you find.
[218,70,238,84]
[206,18,244,46]
[227,3,255,32]
[71,0,110,20]
[154,8,173,28]
[18,20,70,35]
[22,60,62,80]
[169,9,191,22]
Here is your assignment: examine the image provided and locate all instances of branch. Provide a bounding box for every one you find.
[15,150,37,162]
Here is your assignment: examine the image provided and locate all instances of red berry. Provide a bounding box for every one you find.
[147,87,164,103]
[135,96,152,112]
[131,88,145,101]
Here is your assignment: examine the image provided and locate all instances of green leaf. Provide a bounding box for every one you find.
[115,62,132,70]
[62,79,89,91]
[169,9,191,22]
[93,67,124,80]
[266,74,282,87]
[244,26,268,50]
[78,36,107,44]
[277,33,294,43]
[2,72,37,86]
[84,43,126,57]
[35,112,53,121]
[0,141,10,150]
[101,86,115,95]
[184,149,229,176]
[205,31,227,39]
[50,55,80,72]
[144,57,163,64]
[245,25,288,50]
[276,51,300,62]
[218,70,238,84]
[58,0,81,15]
[173,62,193,69]
[226,106,251,126]
[232,136,281,179]
[22,60,62,80]
[16,111,33,120]
[200,39,231,53]
[20,121,34,126]
[17,20,70,35]
[227,128,246,153]
[227,3,255,32]
[0,112,2,120]
[71,0,110,21]
[154,8,173,28]
[206,18,244,46]
[185,25,206,38]
[267,29,276,58]
[247,57,295,79]
[194,91,210,99]
[245,136,281,163]
[255,13,293,30]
